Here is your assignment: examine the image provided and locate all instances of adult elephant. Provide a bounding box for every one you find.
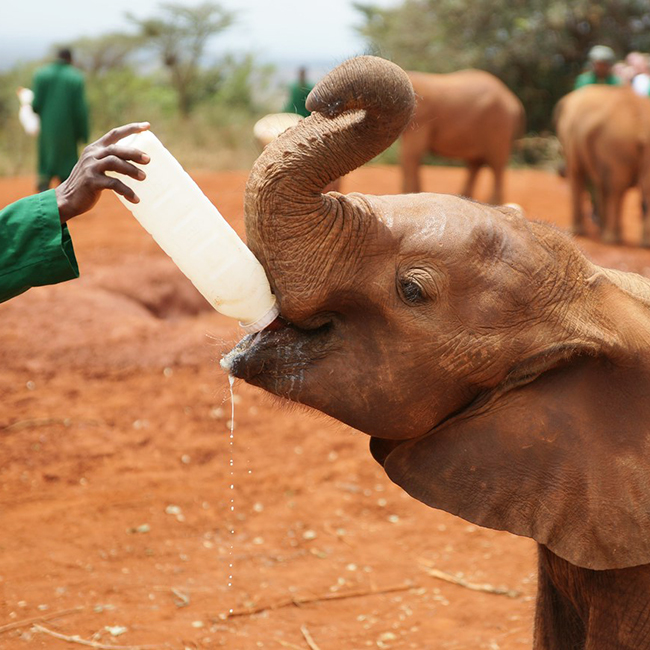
[555,85,650,246]
[401,69,525,204]
[223,56,650,649]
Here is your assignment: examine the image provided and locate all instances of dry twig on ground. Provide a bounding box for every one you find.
[0,607,84,636]
[276,640,305,650]
[2,418,103,432]
[300,625,322,650]
[32,624,161,649]
[225,581,416,619]
[419,560,521,598]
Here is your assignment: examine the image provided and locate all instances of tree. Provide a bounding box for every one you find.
[129,2,235,117]
[355,0,650,132]
[63,32,143,77]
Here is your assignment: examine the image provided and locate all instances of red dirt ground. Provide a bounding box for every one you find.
[1,165,649,650]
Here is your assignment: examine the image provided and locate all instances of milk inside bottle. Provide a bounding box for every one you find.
[108,130,279,333]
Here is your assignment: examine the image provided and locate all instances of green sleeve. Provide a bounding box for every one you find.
[0,190,79,303]
[573,73,588,90]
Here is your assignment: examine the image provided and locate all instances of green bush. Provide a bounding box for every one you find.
[0,52,273,177]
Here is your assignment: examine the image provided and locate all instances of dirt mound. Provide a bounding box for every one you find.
[82,256,213,320]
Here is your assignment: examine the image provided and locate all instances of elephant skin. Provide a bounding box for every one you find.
[253,112,342,193]
[555,85,650,247]
[223,56,650,649]
[401,69,525,205]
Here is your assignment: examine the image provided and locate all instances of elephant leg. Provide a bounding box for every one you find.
[586,180,600,227]
[488,163,505,206]
[461,161,482,199]
[641,186,650,248]
[534,547,585,649]
[400,131,427,193]
[600,187,624,245]
[567,165,587,237]
[537,546,650,649]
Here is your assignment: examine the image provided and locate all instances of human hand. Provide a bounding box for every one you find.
[55,122,151,224]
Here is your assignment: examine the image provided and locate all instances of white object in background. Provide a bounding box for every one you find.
[108,130,279,333]
[253,113,302,149]
[16,87,40,136]
[632,73,650,98]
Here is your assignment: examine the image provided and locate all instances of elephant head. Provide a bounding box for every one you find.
[223,56,650,571]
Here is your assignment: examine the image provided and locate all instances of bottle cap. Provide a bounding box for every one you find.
[239,298,281,334]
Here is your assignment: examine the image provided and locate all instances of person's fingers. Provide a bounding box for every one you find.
[95,144,150,165]
[101,175,140,204]
[96,155,146,181]
[99,122,151,147]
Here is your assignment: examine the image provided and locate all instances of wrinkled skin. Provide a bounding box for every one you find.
[223,56,650,648]
[401,70,525,204]
[555,85,650,246]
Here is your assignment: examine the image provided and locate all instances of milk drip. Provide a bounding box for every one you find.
[108,130,279,333]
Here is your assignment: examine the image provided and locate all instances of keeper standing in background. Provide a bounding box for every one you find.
[32,48,89,192]
[284,67,314,117]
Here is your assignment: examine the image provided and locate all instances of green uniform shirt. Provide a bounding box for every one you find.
[32,60,89,183]
[0,190,79,303]
[284,81,314,117]
[574,71,621,90]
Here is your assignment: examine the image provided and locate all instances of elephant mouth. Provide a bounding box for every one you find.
[221,317,335,399]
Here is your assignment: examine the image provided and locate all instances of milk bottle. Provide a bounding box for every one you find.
[16,87,40,136]
[108,130,279,333]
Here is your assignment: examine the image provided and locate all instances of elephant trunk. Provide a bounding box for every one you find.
[244,56,415,321]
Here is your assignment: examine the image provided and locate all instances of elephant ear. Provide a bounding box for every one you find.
[371,354,650,570]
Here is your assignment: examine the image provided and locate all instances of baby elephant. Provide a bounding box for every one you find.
[555,85,650,246]
[224,56,650,649]
[401,69,525,204]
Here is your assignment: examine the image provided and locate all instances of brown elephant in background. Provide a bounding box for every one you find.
[223,56,650,648]
[555,85,650,246]
[401,69,525,204]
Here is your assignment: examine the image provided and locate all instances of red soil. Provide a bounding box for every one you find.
[1,165,648,649]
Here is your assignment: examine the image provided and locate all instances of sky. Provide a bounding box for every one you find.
[1,0,397,70]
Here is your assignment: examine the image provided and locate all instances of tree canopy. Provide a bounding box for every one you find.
[355,0,650,131]
[129,2,235,116]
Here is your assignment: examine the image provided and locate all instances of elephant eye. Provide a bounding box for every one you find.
[398,277,425,305]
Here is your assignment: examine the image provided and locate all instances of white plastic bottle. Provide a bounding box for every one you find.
[16,87,40,136]
[108,130,279,333]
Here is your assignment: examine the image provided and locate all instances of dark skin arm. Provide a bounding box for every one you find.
[55,122,151,224]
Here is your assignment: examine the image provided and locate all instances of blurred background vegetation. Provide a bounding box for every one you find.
[356,0,650,133]
[0,2,278,175]
[2,0,650,176]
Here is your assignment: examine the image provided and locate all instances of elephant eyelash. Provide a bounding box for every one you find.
[398,277,426,305]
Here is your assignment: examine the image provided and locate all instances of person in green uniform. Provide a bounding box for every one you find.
[574,45,621,90]
[0,122,150,304]
[32,48,90,192]
[284,67,314,117]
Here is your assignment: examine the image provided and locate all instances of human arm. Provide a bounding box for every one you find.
[55,121,151,223]
[0,122,150,303]
[0,191,78,303]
